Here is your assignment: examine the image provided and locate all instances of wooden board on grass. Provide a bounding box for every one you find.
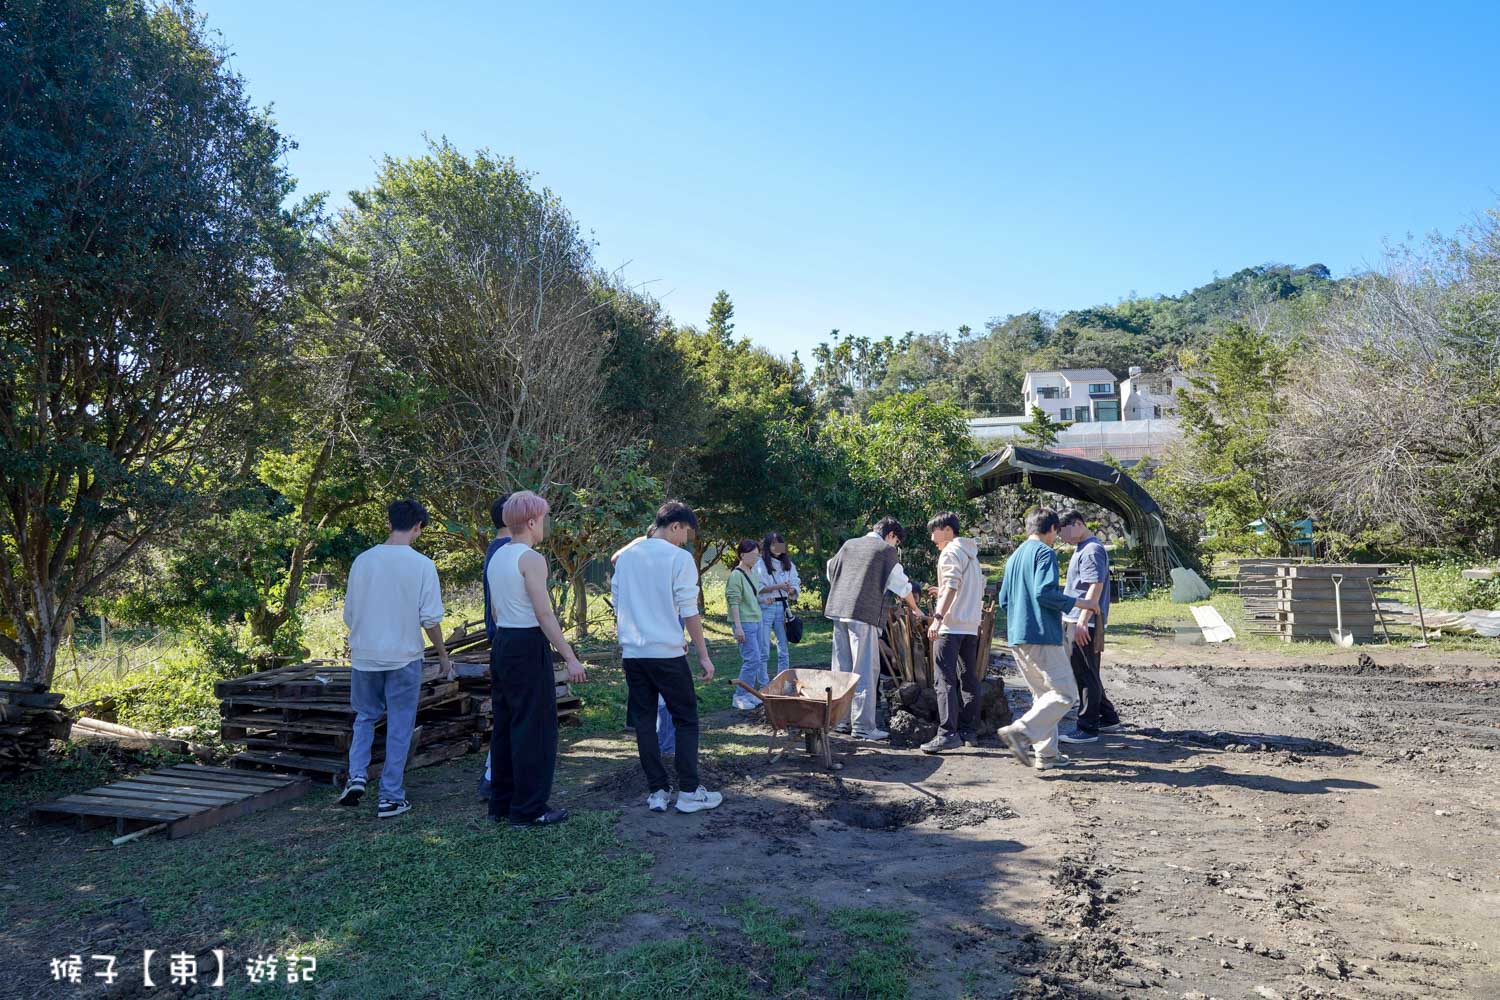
[31,765,309,839]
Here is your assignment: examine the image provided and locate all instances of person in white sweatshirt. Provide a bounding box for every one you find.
[338,499,452,818]
[610,501,723,815]
[921,512,988,755]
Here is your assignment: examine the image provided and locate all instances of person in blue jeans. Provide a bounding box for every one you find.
[727,540,767,709]
[755,532,801,679]
[339,499,453,818]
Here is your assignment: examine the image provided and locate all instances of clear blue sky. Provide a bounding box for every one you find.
[201,1,1500,359]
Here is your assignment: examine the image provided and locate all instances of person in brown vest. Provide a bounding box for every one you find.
[824,517,925,740]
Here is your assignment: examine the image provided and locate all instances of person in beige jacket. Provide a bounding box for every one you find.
[921,512,989,754]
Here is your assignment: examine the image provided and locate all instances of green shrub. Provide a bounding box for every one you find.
[90,646,224,738]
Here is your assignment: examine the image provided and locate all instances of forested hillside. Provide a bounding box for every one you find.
[807,264,1335,415]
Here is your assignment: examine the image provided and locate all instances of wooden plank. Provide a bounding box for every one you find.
[166,775,310,839]
[91,779,246,803]
[35,794,192,821]
[164,764,299,787]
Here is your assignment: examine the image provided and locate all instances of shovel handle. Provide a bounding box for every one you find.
[730,679,764,703]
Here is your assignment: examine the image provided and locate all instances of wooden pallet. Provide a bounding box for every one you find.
[31,765,309,838]
[231,736,476,783]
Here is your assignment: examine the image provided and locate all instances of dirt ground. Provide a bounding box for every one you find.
[4,637,1497,999]
[575,641,1500,998]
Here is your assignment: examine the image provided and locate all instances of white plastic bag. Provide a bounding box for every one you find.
[1170,566,1212,603]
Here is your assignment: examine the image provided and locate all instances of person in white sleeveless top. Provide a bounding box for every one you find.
[486,491,585,828]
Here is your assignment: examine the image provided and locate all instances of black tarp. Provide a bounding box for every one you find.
[967,445,1171,579]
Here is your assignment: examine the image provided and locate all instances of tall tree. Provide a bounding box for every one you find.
[0,0,308,684]
[328,140,622,547]
[1157,324,1299,553]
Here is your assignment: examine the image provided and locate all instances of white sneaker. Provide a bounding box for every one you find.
[646,790,670,812]
[674,786,723,813]
[1034,754,1072,771]
[853,728,889,742]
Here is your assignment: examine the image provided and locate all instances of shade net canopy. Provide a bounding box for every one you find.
[967,445,1172,581]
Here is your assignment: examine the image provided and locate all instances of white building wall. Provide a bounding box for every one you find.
[969,417,1183,463]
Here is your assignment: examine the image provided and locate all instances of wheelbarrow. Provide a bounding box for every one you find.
[731,669,860,771]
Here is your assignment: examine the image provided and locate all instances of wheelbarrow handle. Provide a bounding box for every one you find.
[730,678,764,702]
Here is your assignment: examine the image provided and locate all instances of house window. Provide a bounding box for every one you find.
[1073,407,1091,422]
[1153,405,1162,418]
[1037,386,1059,399]
[1060,408,1072,421]
[1088,383,1114,396]
[1095,401,1120,422]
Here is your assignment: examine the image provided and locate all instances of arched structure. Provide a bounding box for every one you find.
[967,445,1172,581]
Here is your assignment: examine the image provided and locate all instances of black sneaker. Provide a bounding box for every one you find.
[337,778,366,807]
[377,798,411,818]
[510,808,569,829]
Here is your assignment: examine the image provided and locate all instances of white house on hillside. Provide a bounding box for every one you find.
[1020,368,1121,423]
[1120,367,1196,420]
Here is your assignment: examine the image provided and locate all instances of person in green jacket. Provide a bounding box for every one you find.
[996,507,1100,771]
[727,540,766,709]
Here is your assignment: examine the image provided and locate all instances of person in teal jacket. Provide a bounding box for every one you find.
[996,507,1099,771]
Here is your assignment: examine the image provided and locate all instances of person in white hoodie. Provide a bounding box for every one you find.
[921,512,987,755]
[611,501,723,815]
[338,499,452,818]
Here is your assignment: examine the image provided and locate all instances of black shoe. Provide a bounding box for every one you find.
[958,732,978,746]
[377,798,411,818]
[337,778,366,807]
[476,777,492,801]
[510,808,569,829]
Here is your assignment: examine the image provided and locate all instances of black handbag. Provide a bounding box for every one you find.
[781,596,804,644]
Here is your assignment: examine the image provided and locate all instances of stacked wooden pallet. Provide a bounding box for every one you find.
[218,662,486,783]
[431,620,583,724]
[0,680,72,773]
[1243,564,1405,643]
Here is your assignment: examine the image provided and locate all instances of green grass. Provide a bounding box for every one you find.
[828,906,918,1000]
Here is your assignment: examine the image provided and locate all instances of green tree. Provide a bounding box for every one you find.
[327,140,617,548]
[0,0,308,684]
[545,449,661,638]
[825,394,980,582]
[673,302,817,593]
[1019,406,1067,449]
[1157,324,1299,553]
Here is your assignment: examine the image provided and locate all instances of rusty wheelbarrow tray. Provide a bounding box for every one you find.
[731,668,859,771]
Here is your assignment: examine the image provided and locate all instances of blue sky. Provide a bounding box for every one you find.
[201,2,1500,359]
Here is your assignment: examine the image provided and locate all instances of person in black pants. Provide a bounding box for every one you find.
[1057,511,1120,743]
[611,502,723,814]
[486,491,586,828]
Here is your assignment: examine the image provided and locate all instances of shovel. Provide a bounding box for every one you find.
[1328,573,1355,648]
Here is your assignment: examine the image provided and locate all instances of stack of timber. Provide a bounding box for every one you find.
[428,619,583,724]
[219,620,586,782]
[219,662,484,782]
[1245,564,1405,643]
[0,680,72,773]
[879,602,997,688]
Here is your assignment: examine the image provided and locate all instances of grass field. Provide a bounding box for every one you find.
[7,614,932,1000]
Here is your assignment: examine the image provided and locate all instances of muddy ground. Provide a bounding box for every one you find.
[576,645,1500,998]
